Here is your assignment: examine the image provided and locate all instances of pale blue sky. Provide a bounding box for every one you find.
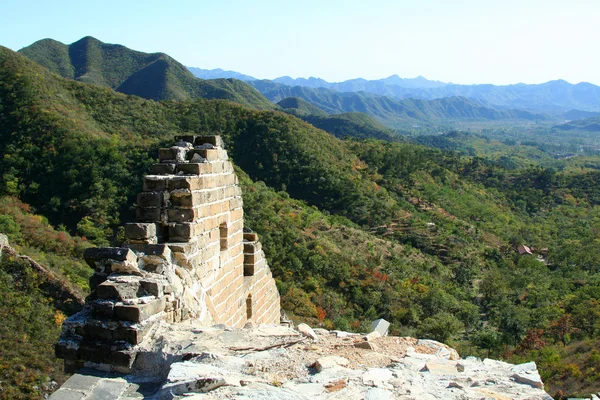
[2,0,599,85]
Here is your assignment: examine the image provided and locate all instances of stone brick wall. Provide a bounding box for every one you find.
[56,136,280,372]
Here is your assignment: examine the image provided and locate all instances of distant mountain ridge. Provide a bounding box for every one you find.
[187,67,257,81]
[19,37,275,110]
[187,66,600,113]
[272,74,449,91]
[250,80,546,128]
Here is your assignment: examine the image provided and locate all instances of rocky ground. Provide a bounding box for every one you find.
[50,321,553,399]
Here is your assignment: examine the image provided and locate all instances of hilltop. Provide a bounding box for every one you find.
[555,115,600,132]
[18,37,275,109]
[277,96,329,117]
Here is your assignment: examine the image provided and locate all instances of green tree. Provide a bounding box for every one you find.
[417,312,463,343]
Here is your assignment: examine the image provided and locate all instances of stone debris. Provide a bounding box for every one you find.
[314,356,350,372]
[354,341,379,350]
[51,323,553,400]
[55,136,280,372]
[370,318,390,336]
[510,361,544,389]
[297,323,319,341]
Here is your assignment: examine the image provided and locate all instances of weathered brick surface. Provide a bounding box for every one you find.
[56,136,280,372]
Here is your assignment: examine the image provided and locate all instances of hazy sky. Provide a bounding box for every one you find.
[2,0,599,85]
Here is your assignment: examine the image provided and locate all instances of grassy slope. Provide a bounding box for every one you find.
[18,37,276,110]
[0,196,90,399]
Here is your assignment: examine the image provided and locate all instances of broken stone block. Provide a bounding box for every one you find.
[176,163,206,175]
[511,362,543,388]
[423,361,461,376]
[417,339,460,360]
[362,368,394,387]
[128,244,173,264]
[297,323,318,340]
[159,147,187,163]
[140,278,164,297]
[138,192,163,209]
[114,297,166,322]
[91,299,115,318]
[84,247,137,272]
[143,263,165,274]
[190,153,206,163]
[77,342,135,367]
[143,176,168,192]
[188,148,218,161]
[195,135,224,147]
[55,339,80,360]
[151,163,176,175]
[83,319,118,341]
[113,321,156,345]
[136,207,161,223]
[314,356,349,372]
[110,258,142,275]
[511,371,544,389]
[371,318,390,337]
[355,341,379,351]
[96,279,142,301]
[168,223,196,242]
[174,135,196,144]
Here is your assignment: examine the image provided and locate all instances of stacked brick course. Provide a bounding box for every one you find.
[56,136,280,371]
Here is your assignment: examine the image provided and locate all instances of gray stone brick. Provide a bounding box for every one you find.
[124,223,157,240]
[86,379,128,400]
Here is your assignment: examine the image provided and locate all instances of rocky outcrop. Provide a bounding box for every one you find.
[49,322,552,399]
[55,136,280,372]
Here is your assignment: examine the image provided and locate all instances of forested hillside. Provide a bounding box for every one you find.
[18,37,275,109]
[2,44,600,398]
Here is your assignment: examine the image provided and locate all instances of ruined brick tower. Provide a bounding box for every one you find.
[56,136,280,371]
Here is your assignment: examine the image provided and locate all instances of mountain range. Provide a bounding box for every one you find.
[188,67,600,114]
[18,37,593,132]
[251,80,545,128]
